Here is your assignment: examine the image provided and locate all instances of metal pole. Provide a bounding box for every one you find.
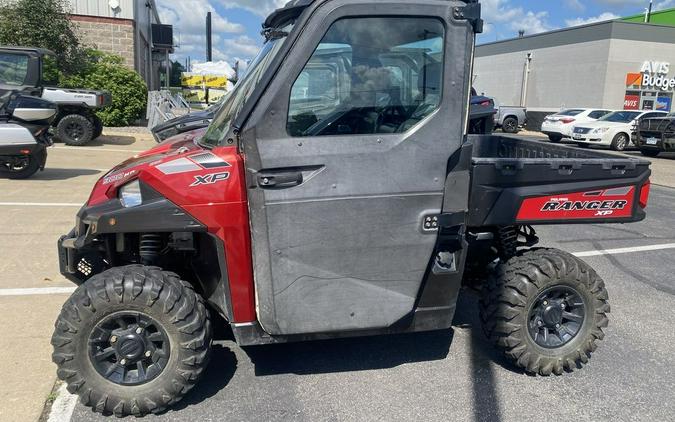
[166,50,170,88]
[206,12,213,62]
[520,53,532,107]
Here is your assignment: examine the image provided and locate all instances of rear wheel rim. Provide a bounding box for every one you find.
[527,286,586,349]
[9,157,30,172]
[65,122,85,141]
[88,311,170,386]
[505,119,517,132]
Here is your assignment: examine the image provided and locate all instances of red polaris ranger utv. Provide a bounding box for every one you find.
[52,0,652,416]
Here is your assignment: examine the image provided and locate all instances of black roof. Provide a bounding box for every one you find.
[264,0,314,29]
[0,46,55,57]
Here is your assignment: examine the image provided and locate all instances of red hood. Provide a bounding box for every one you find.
[88,128,209,205]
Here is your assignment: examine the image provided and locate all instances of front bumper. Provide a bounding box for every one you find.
[56,183,206,284]
[58,230,84,284]
[570,133,607,144]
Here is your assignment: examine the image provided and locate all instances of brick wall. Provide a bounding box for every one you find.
[70,15,135,70]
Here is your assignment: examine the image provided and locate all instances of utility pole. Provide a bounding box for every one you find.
[206,12,213,62]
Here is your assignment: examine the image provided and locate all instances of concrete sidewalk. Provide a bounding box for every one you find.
[0,130,156,422]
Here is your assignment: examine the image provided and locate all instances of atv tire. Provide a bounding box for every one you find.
[57,114,94,146]
[92,115,104,140]
[480,248,609,376]
[2,155,40,179]
[51,265,212,417]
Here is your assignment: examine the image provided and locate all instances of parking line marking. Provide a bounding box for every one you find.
[0,202,82,207]
[47,383,78,422]
[573,243,675,257]
[51,146,145,153]
[0,287,75,296]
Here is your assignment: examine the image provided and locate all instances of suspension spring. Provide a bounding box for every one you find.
[139,234,163,265]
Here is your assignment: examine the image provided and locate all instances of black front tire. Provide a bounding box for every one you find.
[52,265,213,416]
[640,149,660,157]
[502,116,519,134]
[480,248,609,375]
[610,133,630,151]
[57,114,95,146]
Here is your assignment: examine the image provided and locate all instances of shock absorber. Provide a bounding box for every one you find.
[139,234,163,265]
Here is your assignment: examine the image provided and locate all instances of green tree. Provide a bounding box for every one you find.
[62,51,148,126]
[170,60,185,87]
[0,0,87,75]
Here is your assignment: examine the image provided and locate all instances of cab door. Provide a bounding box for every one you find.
[242,1,473,335]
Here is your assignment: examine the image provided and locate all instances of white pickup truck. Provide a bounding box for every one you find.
[492,99,527,134]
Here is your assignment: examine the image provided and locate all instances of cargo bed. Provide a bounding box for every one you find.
[466,135,651,226]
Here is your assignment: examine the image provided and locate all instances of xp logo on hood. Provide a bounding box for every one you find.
[190,172,230,187]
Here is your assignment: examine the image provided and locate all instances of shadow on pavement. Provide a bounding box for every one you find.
[454,292,515,422]
[89,135,138,146]
[174,344,238,410]
[245,327,454,377]
[34,168,102,180]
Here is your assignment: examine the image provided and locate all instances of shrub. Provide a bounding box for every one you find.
[61,51,148,127]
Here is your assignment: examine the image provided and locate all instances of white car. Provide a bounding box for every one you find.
[541,108,613,142]
[570,110,668,151]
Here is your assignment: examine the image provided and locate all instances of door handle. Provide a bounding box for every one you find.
[257,171,303,189]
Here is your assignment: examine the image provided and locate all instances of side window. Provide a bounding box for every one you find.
[287,17,445,137]
[0,53,29,86]
[589,110,605,119]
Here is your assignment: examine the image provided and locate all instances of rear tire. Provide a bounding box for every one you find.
[640,149,660,157]
[502,116,519,134]
[548,134,562,143]
[610,133,630,151]
[51,265,212,416]
[1,155,40,179]
[57,114,94,146]
[92,115,104,139]
[480,248,609,375]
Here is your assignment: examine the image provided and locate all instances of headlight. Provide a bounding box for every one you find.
[593,127,610,134]
[119,180,142,208]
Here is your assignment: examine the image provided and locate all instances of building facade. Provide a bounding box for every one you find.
[473,10,675,127]
[68,0,172,90]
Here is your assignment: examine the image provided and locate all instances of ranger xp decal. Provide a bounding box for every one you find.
[517,187,636,221]
[190,172,230,187]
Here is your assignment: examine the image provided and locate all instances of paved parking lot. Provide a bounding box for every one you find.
[1,131,673,421]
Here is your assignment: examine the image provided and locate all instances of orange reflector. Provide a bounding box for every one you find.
[20,149,31,155]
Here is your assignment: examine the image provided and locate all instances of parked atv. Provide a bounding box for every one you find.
[0,94,56,178]
[53,0,651,416]
[0,47,111,146]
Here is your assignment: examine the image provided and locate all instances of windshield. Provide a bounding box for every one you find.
[600,111,641,123]
[201,28,291,146]
[0,52,29,86]
[558,109,584,116]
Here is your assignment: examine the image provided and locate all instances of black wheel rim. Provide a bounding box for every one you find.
[9,157,30,172]
[65,122,85,141]
[527,286,586,349]
[505,119,516,132]
[88,311,170,386]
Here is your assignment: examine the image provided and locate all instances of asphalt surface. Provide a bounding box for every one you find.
[1,130,672,422]
[70,190,675,421]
